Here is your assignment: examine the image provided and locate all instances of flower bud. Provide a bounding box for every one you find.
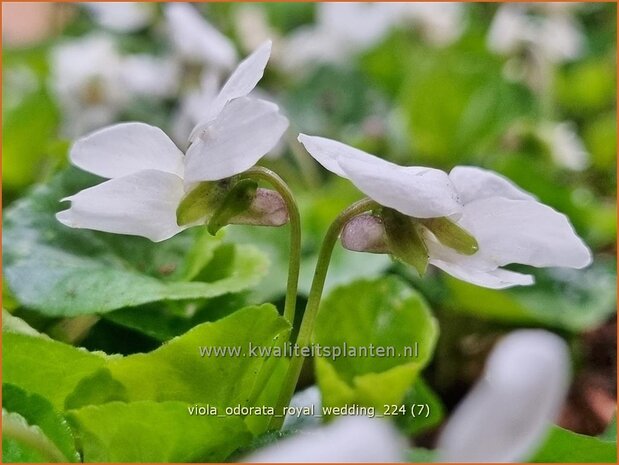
[228,188,289,227]
[340,213,389,254]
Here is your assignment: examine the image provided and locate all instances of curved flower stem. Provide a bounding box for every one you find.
[241,166,301,324]
[269,197,379,430]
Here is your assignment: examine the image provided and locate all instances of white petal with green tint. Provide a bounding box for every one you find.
[185,97,288,183]
[70,122,185,178]
[56,170,186,242]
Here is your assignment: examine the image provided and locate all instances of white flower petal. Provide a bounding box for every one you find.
[339,157,462,218]
[184,97,288,183]
[56,170,186,242]
[457,197,592,269]
[244,416,406,462]
[297,134,381,177]
[70,122,184,179]
[298,134,463,218]
[210,40,272,114]
[164,3,237,69]
[429,258,534,289]
[437,330,570,462]
[449,166,536,204]
[188,40,273,142]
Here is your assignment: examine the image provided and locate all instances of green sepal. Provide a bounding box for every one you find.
[176,181,221,226]
[419,217,479,255]
[382,208,429,276]
[207,179,258,235]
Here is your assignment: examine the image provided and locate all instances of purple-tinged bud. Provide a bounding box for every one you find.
[341,213,389,254]
[228,188,289,227]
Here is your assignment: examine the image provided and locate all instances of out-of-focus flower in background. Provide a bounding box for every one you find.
[83,2,155,33]
[437,330,571,462]
[279,2,466,75]
[164,2,237,72]
[244,416,407,462]
[50,34,179,137]
[540,120,591,171]
[488,3,585,91]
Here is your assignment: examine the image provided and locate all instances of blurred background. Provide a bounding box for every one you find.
[2,0,617,447]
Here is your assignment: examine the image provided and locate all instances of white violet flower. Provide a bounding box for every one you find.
[57,41,289,242]
[437,330,571,462]
[298,134,592,289]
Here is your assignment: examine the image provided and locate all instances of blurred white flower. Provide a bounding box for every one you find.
[164,2,237,72]
[121,54,180,99]
[50,34,180,137]
[389,2,466,47]
[280,2,466,73]
[437,330,571,462]
[234,4,282,56]
[299,135,592,288]
[280,3,395,72]
[244,416,406,462]
[84,2,155,33]
[488,4,585,63]
[541,121,590,171]
[57,42,288,241]
[50,34,127,137]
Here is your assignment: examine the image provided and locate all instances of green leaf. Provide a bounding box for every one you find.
[2,168,269,316]
[395,378,445,436]
[103,293,250,342]
[600,415,617,442]
[398,45,533,165]
[2,48,61,194]
[67,401,252,462]
[67,305,290,435]
[444,259,617,332]
[406,447,437,463]
[531,425,617,463]
[2,410,69,463]
[2,384,79,462]
[2,332,107,410]
[314,277,438,411]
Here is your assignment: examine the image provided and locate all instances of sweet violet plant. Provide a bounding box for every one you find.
[50,25,598,463]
